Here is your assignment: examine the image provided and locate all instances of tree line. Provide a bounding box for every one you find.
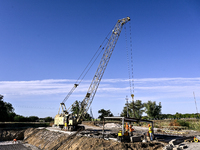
[1,94,199,122]
[0,95,53,122]
[156,112,199,120]
[120,100,199,120]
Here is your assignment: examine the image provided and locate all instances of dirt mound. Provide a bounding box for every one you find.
[58,136,165,150]
[23,128,165,150]
[104,123,121,128]
[24,128,70,149]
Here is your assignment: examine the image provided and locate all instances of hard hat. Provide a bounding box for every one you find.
[148,124,150,127]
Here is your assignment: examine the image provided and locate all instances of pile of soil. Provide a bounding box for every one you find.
[23,128,165,150]
[24,128,70,149]
[58,136,165,150]
[104,123,121,128]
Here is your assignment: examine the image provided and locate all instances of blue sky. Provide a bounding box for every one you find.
[0,0,200,118]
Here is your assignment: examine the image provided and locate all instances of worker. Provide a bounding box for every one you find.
[64,122,67,130]
[117,130,123,141]
[129,124,134,136]
[148,124,153,141]
[13,139,17,144]
[125,123,129,131]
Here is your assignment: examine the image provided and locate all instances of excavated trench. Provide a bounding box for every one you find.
[0,128,167,150]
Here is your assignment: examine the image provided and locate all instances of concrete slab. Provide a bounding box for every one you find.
[130,136,141,142]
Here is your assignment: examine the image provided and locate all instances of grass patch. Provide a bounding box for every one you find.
[130,119,200,131]
[176,120,189,128]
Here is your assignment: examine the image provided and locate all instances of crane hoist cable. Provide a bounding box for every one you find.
[125,25,132,96]
[125,22,134,98]
[129,21,134,100]
[62,25,115,104]
[125,21,135,117]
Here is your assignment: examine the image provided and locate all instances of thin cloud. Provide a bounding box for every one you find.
[0,78,200,100]
[1,77,199,118]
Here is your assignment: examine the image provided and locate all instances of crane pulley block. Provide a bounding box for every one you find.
[86,93,91,98]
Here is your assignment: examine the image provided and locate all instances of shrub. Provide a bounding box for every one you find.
[169,120,180,126]
[177,120,189,127]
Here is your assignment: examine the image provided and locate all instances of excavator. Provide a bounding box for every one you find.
[54,17,130,131]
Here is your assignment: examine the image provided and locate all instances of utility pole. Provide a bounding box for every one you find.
[193,92,199,116]
[90,107,94,121]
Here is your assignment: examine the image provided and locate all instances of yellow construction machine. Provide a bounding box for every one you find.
[54,17,130,131]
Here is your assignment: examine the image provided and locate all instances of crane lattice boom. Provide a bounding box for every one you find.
[55,17,130,130]
[77,17,130,122]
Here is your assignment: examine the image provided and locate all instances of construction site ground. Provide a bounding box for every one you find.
[0,122,200,150]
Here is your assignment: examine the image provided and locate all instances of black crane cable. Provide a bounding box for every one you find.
[62,24,115,104]
[129,21,134,97]
[125,22,134,98]
[125,21,135,118]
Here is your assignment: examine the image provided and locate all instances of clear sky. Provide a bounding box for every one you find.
[1,0,200,118]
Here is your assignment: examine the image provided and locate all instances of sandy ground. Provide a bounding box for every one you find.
[44,124,200,149]
[181,142,200,150]
[1,124,200,150]
[45,124,200,149]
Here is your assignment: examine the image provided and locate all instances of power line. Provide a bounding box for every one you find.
[14,105,58,110]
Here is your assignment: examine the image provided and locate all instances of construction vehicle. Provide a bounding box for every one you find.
[54,17,130,130]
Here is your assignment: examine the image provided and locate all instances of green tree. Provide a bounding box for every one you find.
[71,100,80,115]
[83,113,92,121]
[0,95,15,121]
[144,101,162,119]
[44,117,54,122]
[175,112,182,119]
[98,109,113,121]
[71,100,92,121]
[120,102,131,117]
[191,113,195,118]
[14,115,26,122]
[167,114,174,119]
[8,112,17,121]
[120,100,144,119]
[132,100,145,119]
[184,113,191,118]
[28,116,39,122]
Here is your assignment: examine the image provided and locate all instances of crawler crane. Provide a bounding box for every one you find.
[54,17,130,130]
